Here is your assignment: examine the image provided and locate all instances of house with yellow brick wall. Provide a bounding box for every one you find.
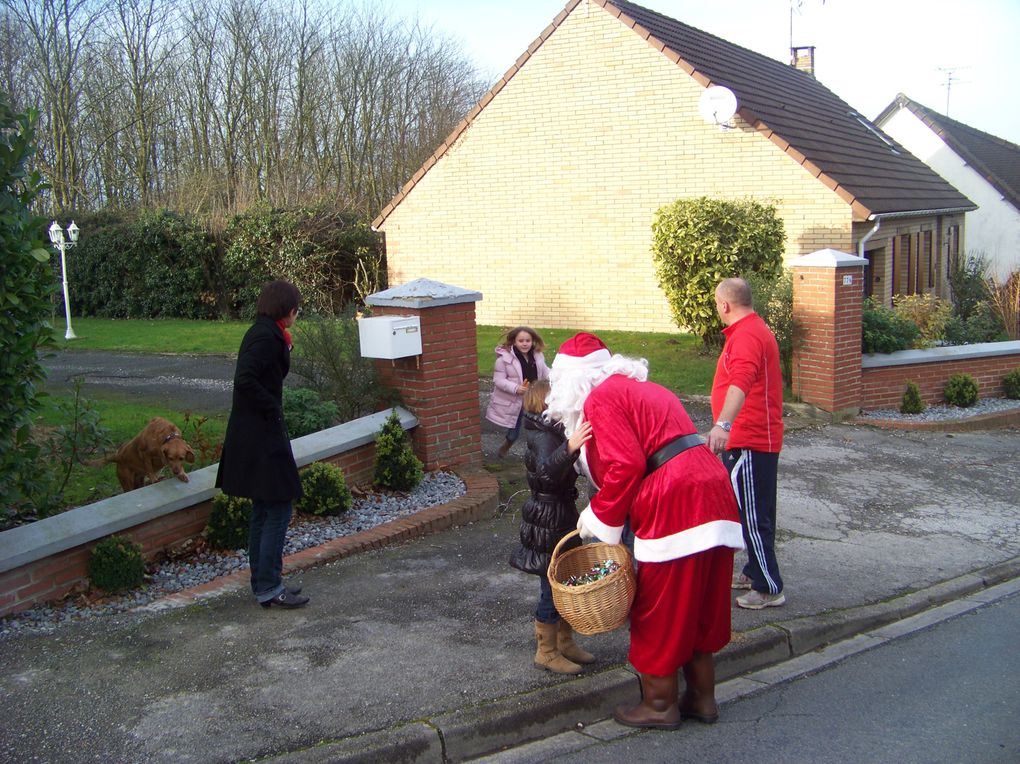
[373,0,974,333]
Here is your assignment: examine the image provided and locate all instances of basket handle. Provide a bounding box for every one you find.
[549,528,581,567]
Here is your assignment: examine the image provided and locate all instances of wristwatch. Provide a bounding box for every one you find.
[714,420,732,432]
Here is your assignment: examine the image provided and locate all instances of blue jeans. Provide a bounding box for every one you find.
[249,499,292,602]
[535,574,560,623]
[505,409,524,444]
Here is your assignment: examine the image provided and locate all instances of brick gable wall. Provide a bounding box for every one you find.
[379,4,851,333]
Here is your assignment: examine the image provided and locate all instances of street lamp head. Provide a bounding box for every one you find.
[49,220,64,245]
[67,220,79,242]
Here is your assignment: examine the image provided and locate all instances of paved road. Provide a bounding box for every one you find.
[41,349,237,413]
[474,584,1020,763]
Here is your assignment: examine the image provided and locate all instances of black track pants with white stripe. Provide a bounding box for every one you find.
[723,448,783,595]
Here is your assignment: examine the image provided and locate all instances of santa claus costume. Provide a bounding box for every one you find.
[546,333,744,729]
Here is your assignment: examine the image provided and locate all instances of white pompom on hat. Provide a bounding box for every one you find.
[551,332,612,370]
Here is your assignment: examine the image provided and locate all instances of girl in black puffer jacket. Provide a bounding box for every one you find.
[510,379,595,674]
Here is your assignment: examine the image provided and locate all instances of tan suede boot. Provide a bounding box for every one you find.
[612,672,682,730]
[534,621,582,674]
[556,619,595,664]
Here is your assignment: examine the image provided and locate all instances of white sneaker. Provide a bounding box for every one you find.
[736,590,786,610]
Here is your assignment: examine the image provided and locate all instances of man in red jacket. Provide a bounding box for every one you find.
[708,277,786,610]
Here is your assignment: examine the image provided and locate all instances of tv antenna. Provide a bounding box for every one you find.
[937,66,970,116]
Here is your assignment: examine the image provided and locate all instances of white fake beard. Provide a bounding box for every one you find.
[546,355,649,437]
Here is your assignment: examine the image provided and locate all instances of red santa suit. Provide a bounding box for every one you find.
[576,374,744,675]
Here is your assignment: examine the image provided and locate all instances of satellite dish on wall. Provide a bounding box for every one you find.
[698,85,738,129]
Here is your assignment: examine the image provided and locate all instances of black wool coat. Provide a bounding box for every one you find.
[509,412,582,576]
[215,315,302,502]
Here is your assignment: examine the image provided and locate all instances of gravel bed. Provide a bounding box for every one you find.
[855,397,1020,423]
[0,471,465,639]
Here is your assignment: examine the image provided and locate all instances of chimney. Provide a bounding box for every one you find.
[791,45,815,76]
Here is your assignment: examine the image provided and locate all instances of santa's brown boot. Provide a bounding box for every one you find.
[556,619,595,664]
[679,651,719,723]
[497,440,512,458]
[534,621,582,674]
[613,672,682,729]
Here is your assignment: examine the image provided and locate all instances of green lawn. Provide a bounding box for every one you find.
[40,317,713,510]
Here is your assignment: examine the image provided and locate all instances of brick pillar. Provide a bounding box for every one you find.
[791,249,867,418]
[365,278,483,470]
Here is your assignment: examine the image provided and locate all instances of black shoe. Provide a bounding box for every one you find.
[260,590,309,609]
[286,586,302,596]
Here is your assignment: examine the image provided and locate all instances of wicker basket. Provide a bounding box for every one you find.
[547,529,637,635]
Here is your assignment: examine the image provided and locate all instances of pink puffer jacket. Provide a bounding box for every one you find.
[484,346,549,428]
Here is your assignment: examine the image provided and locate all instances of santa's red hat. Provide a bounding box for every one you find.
[552,332,612,370]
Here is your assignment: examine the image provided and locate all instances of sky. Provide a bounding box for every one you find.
[388,0,1020,144]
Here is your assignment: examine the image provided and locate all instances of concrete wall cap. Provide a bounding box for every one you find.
[862,340,1020,368]
[792,249,868,268]
[366,278,482,309]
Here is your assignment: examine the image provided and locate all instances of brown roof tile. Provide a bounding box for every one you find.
[875,93,1020,212]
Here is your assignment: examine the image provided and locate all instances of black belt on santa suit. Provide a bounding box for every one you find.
[645,433,705,476]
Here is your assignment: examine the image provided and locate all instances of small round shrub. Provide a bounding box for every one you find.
[206,493,253,550]
[374,409,424,492]
[1003,368,1020,400]
[944,373,979,408]
[295,461,352,516]
[282,387,339,438]
[88,535,146,592]
[900,381,925,415]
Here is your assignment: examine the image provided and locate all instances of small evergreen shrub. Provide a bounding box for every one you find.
[944,373,979,408]
[205,493,253,550]
[862,298,920,353]
[900,381,925,415]
[374,409,424,492]
[283,387,339,438]
[295,461,352,516]
[88,535,146,592]
[1003,367,1020,400]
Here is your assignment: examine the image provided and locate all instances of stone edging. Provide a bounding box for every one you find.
[133,468,500,612]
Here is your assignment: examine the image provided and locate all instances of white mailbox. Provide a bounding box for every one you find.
[358,315,422,359]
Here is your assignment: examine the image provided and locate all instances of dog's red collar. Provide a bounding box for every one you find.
[163,432,180,444]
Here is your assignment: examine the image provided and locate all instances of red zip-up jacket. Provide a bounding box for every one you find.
[711,312,784,453]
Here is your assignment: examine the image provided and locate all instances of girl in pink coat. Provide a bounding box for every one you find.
[484,326,549,458]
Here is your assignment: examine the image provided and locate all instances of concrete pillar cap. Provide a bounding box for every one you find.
[792,249,868,267]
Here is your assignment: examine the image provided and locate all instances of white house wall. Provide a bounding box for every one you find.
[881,109,1020,280]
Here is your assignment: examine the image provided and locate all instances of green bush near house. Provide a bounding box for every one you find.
[944,373,979,408]
[205,493,253,551]
[652,196,785,348]
[283,387,339,438]
[1002,368,1020,400]
[900,381,925,415]
[88,535,146,592]
[296,461,353,517]
[862,298,920,354]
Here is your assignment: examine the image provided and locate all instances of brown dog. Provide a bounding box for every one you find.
[102,417,196,492]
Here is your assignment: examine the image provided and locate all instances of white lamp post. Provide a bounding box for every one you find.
[49,219,80,340]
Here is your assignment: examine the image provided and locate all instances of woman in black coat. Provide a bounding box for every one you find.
[509,380,594,673]
[215,279,307,609]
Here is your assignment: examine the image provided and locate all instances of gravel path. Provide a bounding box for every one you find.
[855,397,1020,422]
[0,472,464,638]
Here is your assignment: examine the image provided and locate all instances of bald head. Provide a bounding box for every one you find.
[715,278,754,325]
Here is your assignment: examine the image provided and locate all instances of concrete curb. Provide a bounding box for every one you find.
[261,556,1020,763]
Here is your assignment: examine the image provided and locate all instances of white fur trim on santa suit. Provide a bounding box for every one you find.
[636,520,745,562]
[551,347,612,370]
[577,506,623,545]
[577,509,744,562]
